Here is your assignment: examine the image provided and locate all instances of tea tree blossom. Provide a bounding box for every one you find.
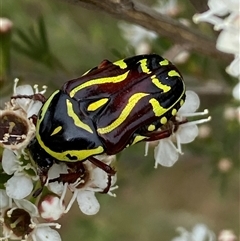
[2,148,37,200]
[118,0,180,54]
[0,194,61,241]
[118,22,157,54]
[193,0,240,102]
[0,79,211,240]
[38,194,66,221]
[146,90,211,167]
[171,224,216,241]
[0,79,118,240]
[218,230,237,241]
[47,156,118,216]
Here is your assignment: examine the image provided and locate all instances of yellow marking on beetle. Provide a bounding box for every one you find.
[180,99,185,106]
[151,75,171,93]
[160,59,169,66]
[97,93,149,134]
[160,116,167,125]
[168,70,181,77]
[171,108,177,116]
[131,135,147,145]
[87,98,109,112]
[36,90,60,135]
[70,71,130,98]
[138,59,151,74]
[148,124,155,131]
[66,99,93,133]
[113,59,128,69]
[36,132,104,161]
[50,126,62,136]
[149,98,167,117]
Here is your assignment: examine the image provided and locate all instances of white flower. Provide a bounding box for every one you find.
[77,190,100,215]
[232,82,240,100]
[154,0,180,16]
[119,0,180,48]
[0,17,13,33]
[153,91,211,167]
[47,163,69,195]
[5,175,33,199]
[2,148,21,175]
[0,198,61,241]
[216,27,239,56]
[48,156,118,216]
[14,199,39,217]
[193,0,239,28]
[12,78,46,118]
[172,224,216,241]
[2,148,37,199]
[38,195,65,221]
[218,230,237,241]
[0,79,63,241]
[118,22,157,54]
[0,109,36,150]
[0,79,47,150]
[118,23,157,47]
[0,189,9,209]
[215,14,240,77]
[193,0,240,79]
[218,158,233,173]
[32,226,62,241]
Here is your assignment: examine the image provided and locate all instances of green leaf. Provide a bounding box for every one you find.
[38,16,49,51]
[12,16,65,71]
[0,173,12,189]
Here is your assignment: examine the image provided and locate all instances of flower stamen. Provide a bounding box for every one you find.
[179,109,209,118]
[64,191,78,214]
[181,116,212,127]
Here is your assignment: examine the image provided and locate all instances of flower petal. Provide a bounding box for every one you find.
[226,57,240,78]
[118,22,157,46]
[2,149,19,175]
[0,189,9,208]
[77,190,100,215]
[154,139,179,167]
[232,81,240,100]
[177,124,199,144]
[216,28,240,55]
[14,199,39,217]
[27,101,43,118]
[15,85,34,95]
[48,164,68,195]
[178,90,200,114]
[39,195,65,221]
[192,224,211,241]
[5,175,33,199]
[91,167,117,189]
[33,227,62,241]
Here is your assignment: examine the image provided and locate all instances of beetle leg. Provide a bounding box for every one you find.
[88,156,116,175]
[98,59,112,69]
[32,167,49,198]
[145,129,173,142]
[49,162,86,184]
[145,119,188,142]
[101,174,112,194]
[11,93,46,103]
[88,156,116,194]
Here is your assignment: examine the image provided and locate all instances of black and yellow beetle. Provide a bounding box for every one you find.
[27,54,186,191]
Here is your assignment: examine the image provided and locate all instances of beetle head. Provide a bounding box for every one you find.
[28,137,54,170]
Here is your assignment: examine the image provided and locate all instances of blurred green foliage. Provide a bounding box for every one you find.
[1,0,239,240]
[12,16,65,71]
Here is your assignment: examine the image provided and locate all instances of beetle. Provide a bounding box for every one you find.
[27,54,186,193]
